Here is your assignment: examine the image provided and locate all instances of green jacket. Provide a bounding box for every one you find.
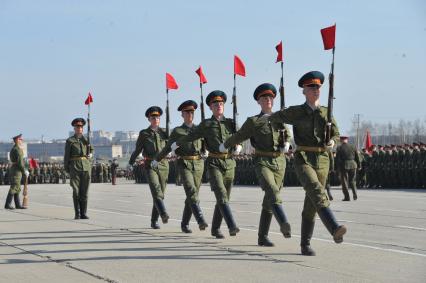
[64,135,93,173]
[129,127,168,168]
[156,123,203,161]
[177,115,236,170]
[335,143,360,170]
[9,144,25,175]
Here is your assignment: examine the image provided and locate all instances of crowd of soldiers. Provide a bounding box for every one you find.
[0,163,67,185]
[91,162,113,183]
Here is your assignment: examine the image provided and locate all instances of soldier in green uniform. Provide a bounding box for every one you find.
[64,118,93,219]
[335,136,360,201]
[153,100,208,233]
[174,91,240,238]
[129,106,170,229]
[269,71,347,256]
[4,134,28,209]
[221,83,292,246]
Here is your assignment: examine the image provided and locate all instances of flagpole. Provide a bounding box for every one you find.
[166,88,170,137]
[232,73,238,132]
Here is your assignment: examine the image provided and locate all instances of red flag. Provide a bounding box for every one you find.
[84,92,93,105]
[275,41,283,62]
[166,73,179,90]
[195,66,208,84]
[321,24,336,50]
[234,55,246,77]
[365,130,372,153]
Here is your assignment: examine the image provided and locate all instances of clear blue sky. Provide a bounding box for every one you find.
[1,0,425,141]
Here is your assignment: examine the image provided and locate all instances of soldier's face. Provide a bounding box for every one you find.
[148,116,160,127]
[257,95,274,111]
[181,111,194,124]
[74,125,84,135]
[16,138,23,146]
[303,85,321,105]
[210,101,224,116]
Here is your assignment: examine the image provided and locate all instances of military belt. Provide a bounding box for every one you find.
[296,146,327,153]
[70,156,87,161]
[180,155,201,160]
[208,152,232,159]
[254,150,282,158]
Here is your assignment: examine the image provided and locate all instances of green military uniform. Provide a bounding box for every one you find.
[129,106,169,229]
[224,83,292,246]
[64,118,93,219]
[4,134,27,210]
[335,137,360,201]
[156,100,208,233]
[269,71,346,256]
[177,91,239,238]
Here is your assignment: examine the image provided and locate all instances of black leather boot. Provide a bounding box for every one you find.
[272,204,291,238]
[300,218,316,256]
[154,199,169,224]
[211,204,224,239]
[73,197,80,219]
[14,194,26,209]
[258,209,274,247]
[317,207,347,243]
[4,193,15,210]
[190,203,208,230]
[181,203,192,234]
[219,203,239,236]
[151,205,160,229]
[80,200,89,219]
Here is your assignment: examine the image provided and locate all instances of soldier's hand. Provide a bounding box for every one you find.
[88,153,93,159]
[219,143,227,153]
[24,170,30,178]
[281,142,291,154]
[326,140,335,150]
[171,142,179,152]
[233,144,242,155]
[201,150,209,158]
[126,164,133,172]
[151,160,159,169]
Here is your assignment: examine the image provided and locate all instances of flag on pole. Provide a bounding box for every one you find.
[166,73,179,90]
[195,66,208,84]
[365,130,372,153]
[320,24,336,50]
[234,55,246,77]
[275,41,283,63]
[84,92,93,105]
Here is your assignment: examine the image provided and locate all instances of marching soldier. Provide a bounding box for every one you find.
[129,106,170,229]
[335,136,360,201]
[269,71,347,256]
[221,83,292,246]
[4,134,28,209]
[64,118,93,219]
[111,159,119,185]
[174,91,241,238]
[153,100,209,233]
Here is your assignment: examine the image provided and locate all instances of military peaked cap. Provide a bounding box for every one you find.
[145,106,163,118]
[178,100,198,112]
[206,90,227,106]
[71,118,86,126]
[253,83,277,100]
[298,71,325,88]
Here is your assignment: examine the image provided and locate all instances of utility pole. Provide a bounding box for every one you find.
[353,114,361,149]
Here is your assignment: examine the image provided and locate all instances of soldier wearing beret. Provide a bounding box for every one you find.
[174,91,240,238]
[269,71,347,256]
[129,106,170,229]
[64,118,93,219]
[154,100,208,233]
[222,83,292,246]
[4,134,28,210]
[336,136,360,201]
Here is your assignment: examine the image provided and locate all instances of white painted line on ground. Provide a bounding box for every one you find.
[396,225,426,231]
[116,200,132,203]
[27,201,426,258]
[374,208,420,214]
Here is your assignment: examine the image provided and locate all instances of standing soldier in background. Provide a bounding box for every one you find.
[111,159,119,185]
[174,91,241,238]
[153,100,209,233]
[222,83,292,246]
[269,71,347,256]
[335,136,360,201]
[129,106,170,229]
[4,134,28,210]
[64,118,93,219]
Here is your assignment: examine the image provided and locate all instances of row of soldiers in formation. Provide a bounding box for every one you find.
[22,71,347,257]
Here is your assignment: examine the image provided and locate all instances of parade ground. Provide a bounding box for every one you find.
[0,180,425,283]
